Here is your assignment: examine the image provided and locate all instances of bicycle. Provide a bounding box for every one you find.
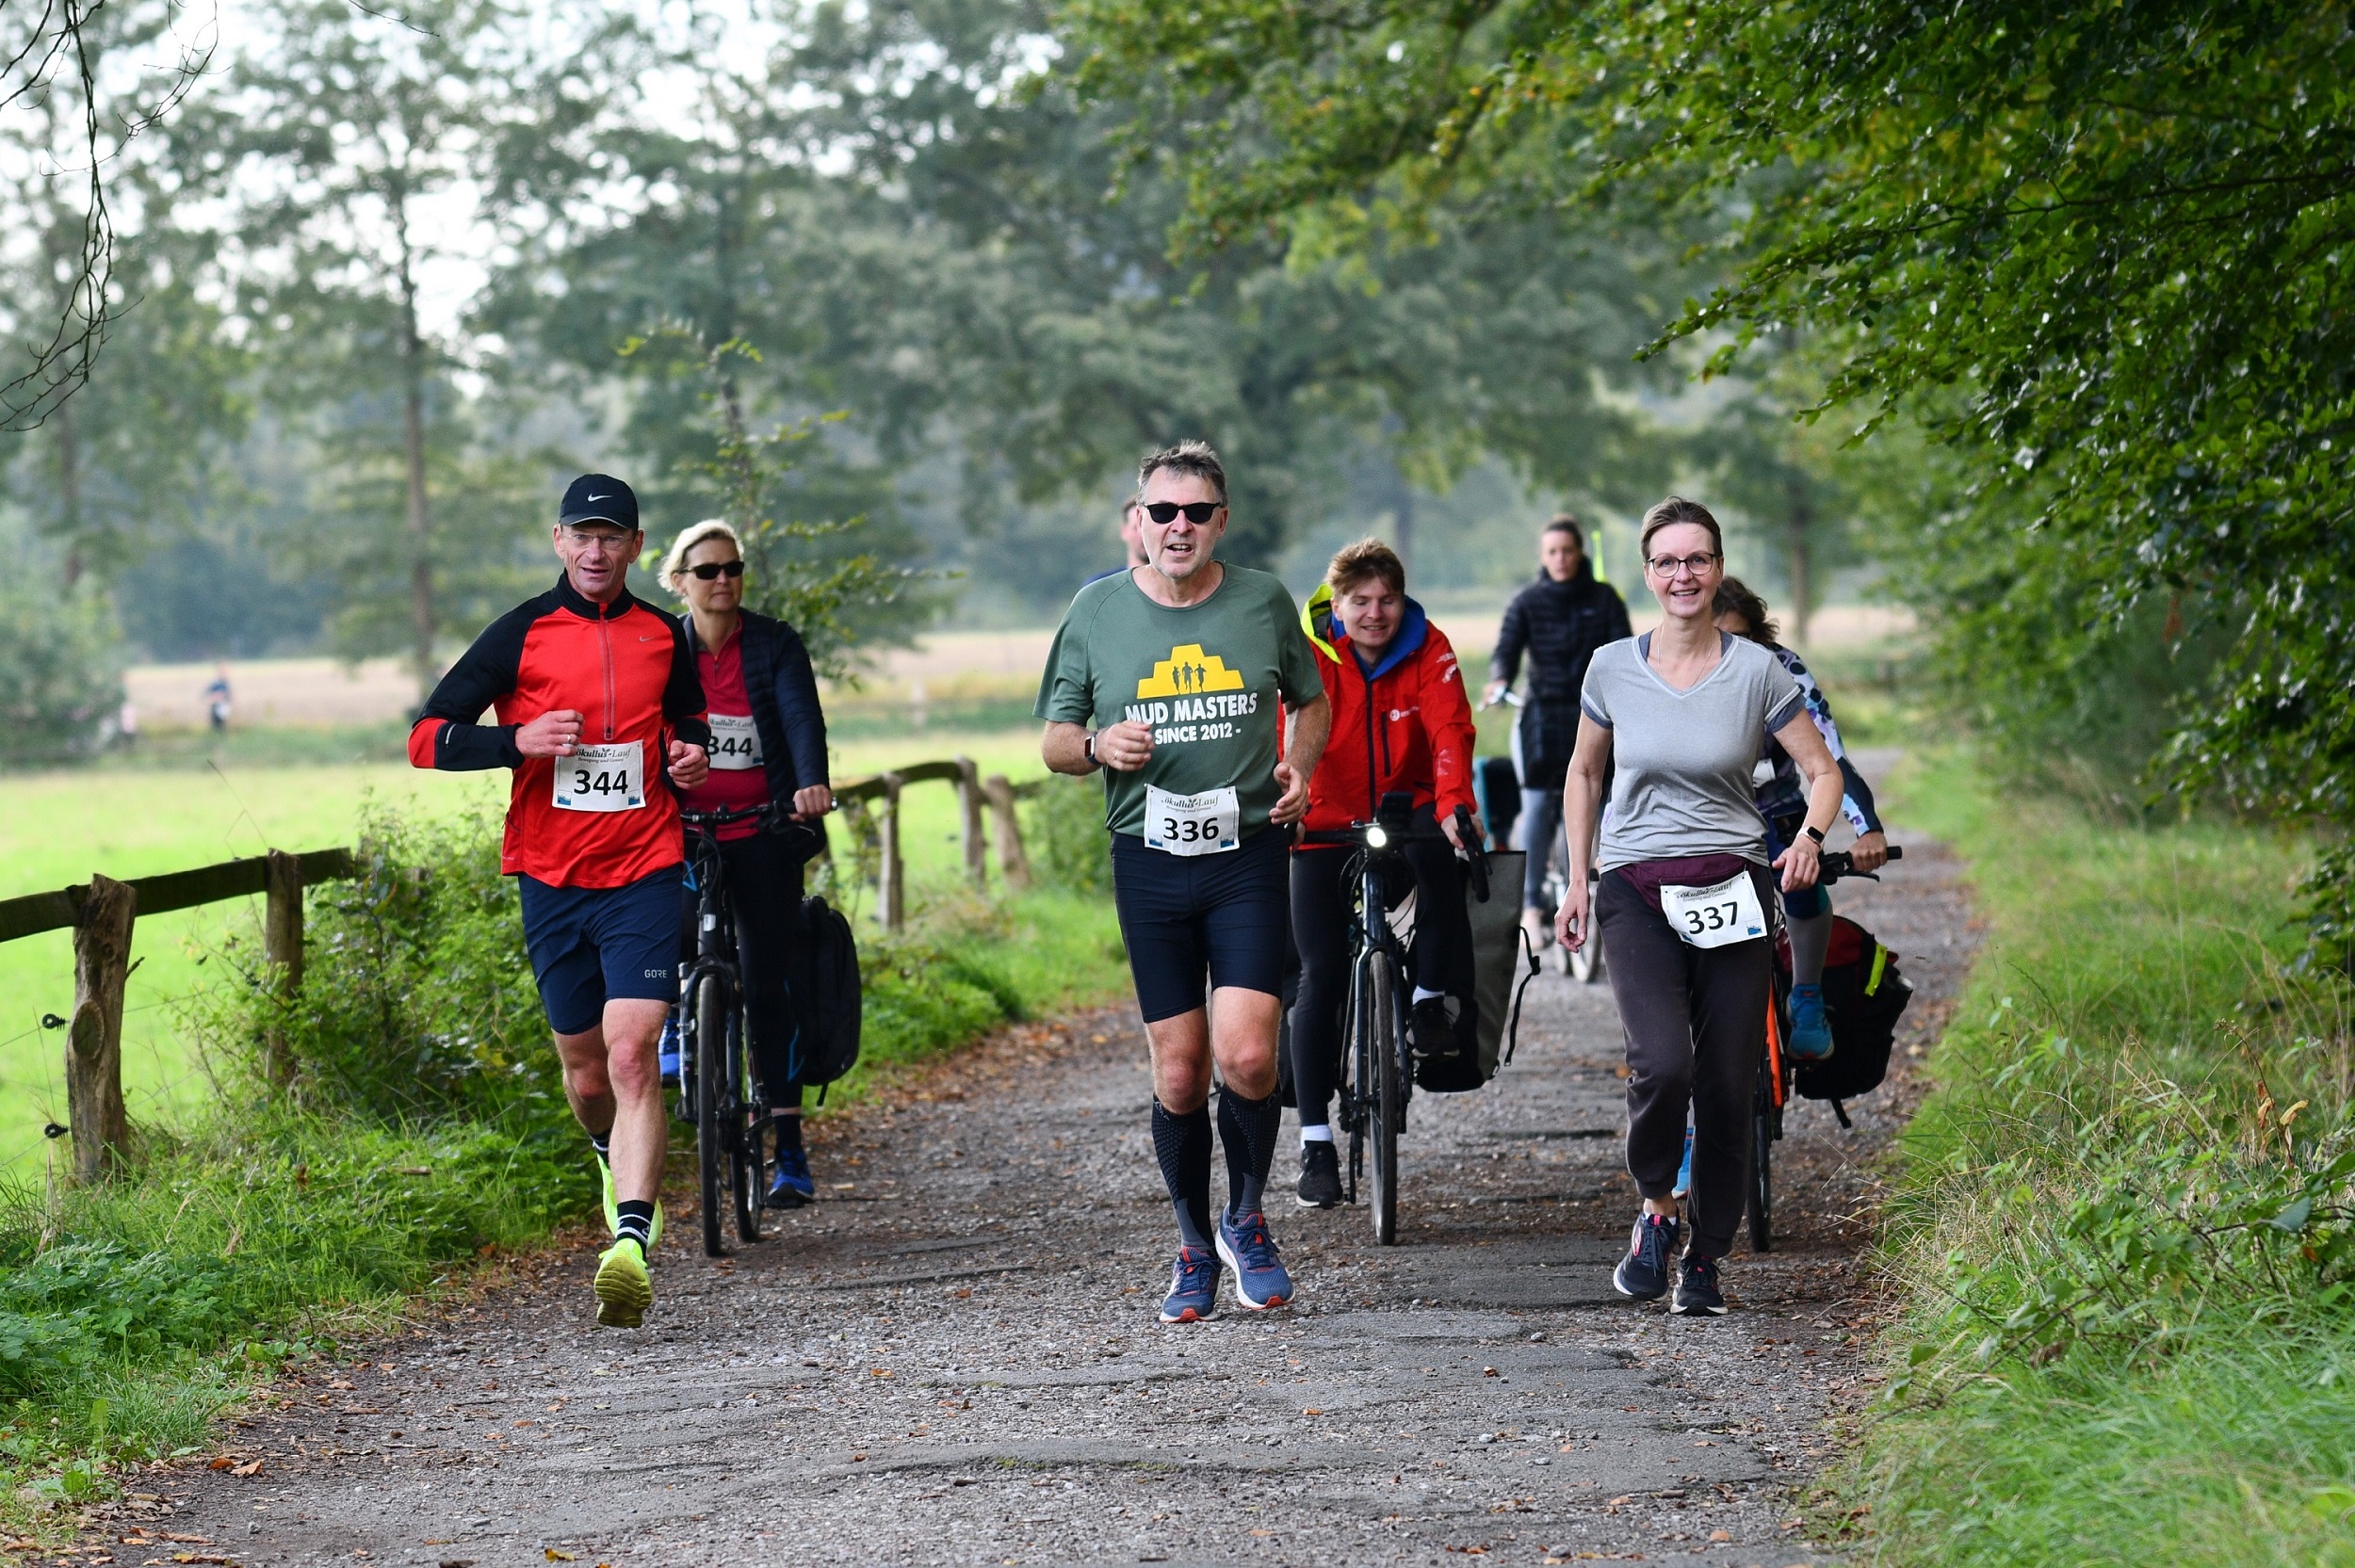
[1747,844,1903,1253]
[1302,795,1490,1246]
[675,802,817,1258]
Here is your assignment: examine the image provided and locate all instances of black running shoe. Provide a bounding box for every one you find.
[1296,1142,1342,1209]
[1673,1254,1728,1316]
[1613,1210,1679,1301]
[1408,995,1455,1059]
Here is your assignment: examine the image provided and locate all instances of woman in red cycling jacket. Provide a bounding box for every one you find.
[1288,538,1481,1208]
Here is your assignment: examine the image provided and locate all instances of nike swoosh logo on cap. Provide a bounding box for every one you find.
[587,493,613,502]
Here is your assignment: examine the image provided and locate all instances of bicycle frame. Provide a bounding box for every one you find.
[1340,840,1414,1194]
[675,807,784,1256]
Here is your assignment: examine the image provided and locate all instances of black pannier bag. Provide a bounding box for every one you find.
[789,895,864,1092]
[1782,914,1912,1120]
[1416,849,1533,1093]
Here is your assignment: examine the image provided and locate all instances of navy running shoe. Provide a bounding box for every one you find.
[767,1144,814,1208]
[1160,1246,1221,1323]
[1216,1209,1293,1311]
[1788,983,1835,1060]
[1674,1254,1728,1316]
[1614,1210,1679,1301]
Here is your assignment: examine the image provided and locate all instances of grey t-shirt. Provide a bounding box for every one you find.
[1580,632,1806,871]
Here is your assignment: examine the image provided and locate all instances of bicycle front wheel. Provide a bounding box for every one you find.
[730,1012,766,1245]
[695,972,728,1258]
[1364,950,1401,1247]
[1748,1054,1776,1254]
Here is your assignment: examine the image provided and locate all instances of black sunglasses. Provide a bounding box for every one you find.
[686,559,746,580]
[1143,500,1223,525]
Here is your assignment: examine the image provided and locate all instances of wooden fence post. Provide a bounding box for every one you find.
[262,849,303,1088]
[66,875,135,1184]
[984,775,1031,890]
[878,771,906,931]
[954,756,989,891]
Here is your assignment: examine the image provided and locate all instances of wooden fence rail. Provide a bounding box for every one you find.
[2,760,1050,1185]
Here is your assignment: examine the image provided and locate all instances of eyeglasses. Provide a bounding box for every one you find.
[562,526,635,551]
[1143,500,1223,525]
[684,559,746,580]
[1646,552,1722,577]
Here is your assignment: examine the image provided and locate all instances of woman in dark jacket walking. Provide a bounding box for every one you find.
[662,520,835,1206]
[1486,515,1632,943]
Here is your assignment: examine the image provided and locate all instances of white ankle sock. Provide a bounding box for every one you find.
[1411,986,1445,1005]
[1300,1124,1334,1145]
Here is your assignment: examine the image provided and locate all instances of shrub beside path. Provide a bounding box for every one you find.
[105,762,1972,1566]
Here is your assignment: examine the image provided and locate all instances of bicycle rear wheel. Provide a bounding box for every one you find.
[730,1013,766,1245]
[696,972,727,1258]
[1364,950,1401,1247]
[1749,1071,1775,1254]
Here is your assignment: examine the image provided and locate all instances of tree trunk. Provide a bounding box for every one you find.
[66,875,135,1183]
[397,222,435,703]
[1784,475,1815,646]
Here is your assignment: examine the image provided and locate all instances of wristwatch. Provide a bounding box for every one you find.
[1082,730,1100,769]
[1802,824,1827,846]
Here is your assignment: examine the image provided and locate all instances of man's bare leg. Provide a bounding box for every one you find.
[554,997,669,1205]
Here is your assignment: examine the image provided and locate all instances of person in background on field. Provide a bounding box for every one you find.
[661,519,836,1208]
[1712,578,1887,1059]
[204,662,233,733]
[1486,515,1631,949]
[1556,497,1844,1316]
[409,474,711,1330]
[117,700,139,751]
[1089,493,1153,584]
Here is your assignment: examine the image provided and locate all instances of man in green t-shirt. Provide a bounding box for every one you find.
[1037,440,1332,1323]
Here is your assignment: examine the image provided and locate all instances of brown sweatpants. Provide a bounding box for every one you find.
[1594,865,1774,1263]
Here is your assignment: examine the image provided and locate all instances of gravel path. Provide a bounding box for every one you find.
[106,757,1972,1568]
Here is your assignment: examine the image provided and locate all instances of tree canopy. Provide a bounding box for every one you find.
[1069,0,2355,816]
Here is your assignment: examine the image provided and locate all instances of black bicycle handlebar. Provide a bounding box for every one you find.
[1297,808,1494,902]
[1454,806,1490,904]
[1816,844,1903,885]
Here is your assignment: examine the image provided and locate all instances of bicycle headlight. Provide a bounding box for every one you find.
[1364,824,1389,849]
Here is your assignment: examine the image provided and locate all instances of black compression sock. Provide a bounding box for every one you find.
[589,1130,611,1166]
[614,1199,655,1253]
[776,1109,804,1153]
[1217,1086,1281,1219]
[1150,1100,1214,1252]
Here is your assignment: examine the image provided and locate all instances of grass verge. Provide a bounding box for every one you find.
[0,801,1124,1532]
[1854,750,2355,1564]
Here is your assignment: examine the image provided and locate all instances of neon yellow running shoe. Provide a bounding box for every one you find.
[593,1238,652,1329]
[597,1158,663,1249]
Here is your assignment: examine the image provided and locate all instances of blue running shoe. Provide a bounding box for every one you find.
[658,1011,683,1087]
[1215,1209,1293,1311]
[1614,1210,1679,1301]
[1160,1246,1222,1324]
[1789,984,1835,1060]
[767,1144,815,1208]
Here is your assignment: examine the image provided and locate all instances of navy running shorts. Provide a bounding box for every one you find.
[1110,826,1289,1023]
[518,864,687,1036]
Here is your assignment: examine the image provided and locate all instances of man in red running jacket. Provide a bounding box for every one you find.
[410,474,710,1329]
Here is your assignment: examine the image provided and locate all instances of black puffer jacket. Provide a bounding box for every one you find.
[1488,563,1632,780]
[682,608,831,810]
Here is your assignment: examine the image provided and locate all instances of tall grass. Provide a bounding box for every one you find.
[1858,752,2355,1563]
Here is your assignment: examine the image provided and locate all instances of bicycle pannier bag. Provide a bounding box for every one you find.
[790,895,864,1089]
[1788,915,1911,1110]
[1417,849,1530,1093]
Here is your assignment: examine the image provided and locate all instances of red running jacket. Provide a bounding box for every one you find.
[1298,584,1478,834]
[409,574,711,888]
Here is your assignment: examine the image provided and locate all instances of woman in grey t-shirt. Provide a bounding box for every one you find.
[1553,497,1847,1316]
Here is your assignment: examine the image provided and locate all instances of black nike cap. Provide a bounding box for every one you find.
[559,473,640,531]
